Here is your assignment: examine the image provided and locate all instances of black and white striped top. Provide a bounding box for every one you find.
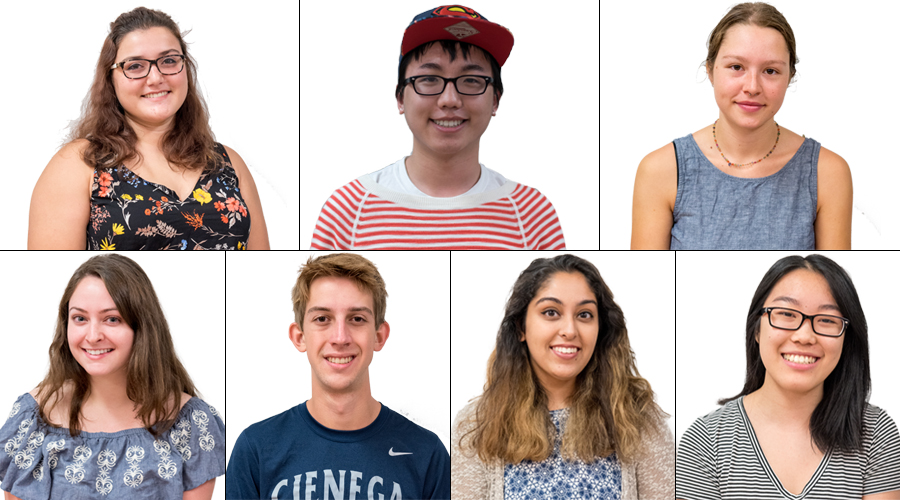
[676,396,900,499]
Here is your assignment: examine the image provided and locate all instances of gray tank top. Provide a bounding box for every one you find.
[670,133,818,250]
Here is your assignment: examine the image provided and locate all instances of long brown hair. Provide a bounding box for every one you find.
[68,7,220,172]
[459,255,666,465]
[35,254,199,437]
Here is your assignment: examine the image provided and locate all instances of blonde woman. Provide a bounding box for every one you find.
[452,254,673,499]
[632,2,851,250]
[0,254,224,499]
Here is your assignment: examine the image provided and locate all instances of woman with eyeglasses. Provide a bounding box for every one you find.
[676,255,900,499]
[0,254,225,500]
[28,7,269,250]
[452,254,674,499]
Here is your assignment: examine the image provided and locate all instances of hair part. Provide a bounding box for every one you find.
[292,253,388,329]
[705,2,798,83]
[36,254,199,437]
[395,40,503,103]
[459,254,667,465]
[68,6,221,173]
[719,254,870,454]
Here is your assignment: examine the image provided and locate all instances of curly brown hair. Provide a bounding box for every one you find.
[35,254,199,437]
[68,7,220,173]
[459,254,667,465]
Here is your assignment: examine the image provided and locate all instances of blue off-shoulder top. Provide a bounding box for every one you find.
[0,393,225,499]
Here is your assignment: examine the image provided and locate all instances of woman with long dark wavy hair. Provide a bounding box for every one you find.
[28,6,269,250]
[676,254,900,499]
[452,254,674,499]
[0,254,225,499]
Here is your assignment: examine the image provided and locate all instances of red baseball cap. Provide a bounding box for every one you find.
[400,5,515,67]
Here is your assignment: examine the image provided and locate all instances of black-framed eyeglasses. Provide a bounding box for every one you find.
[760,307,849,337]
[111,54,186,79]
[405,74,494,96]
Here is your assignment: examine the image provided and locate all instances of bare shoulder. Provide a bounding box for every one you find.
[221,144,250,183]
[43,139,94,182]
[636,142,678,205]
[817,146,851,180]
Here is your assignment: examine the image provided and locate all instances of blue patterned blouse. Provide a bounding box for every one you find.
[503,408,622,500]
[0,392,225,499]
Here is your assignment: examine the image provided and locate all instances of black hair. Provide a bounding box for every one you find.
[720,254,870,454]
[395,40,503,102]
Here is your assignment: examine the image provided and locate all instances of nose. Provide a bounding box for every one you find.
[744,72,761,96]
[146,63,165,84]
[790,317,818,344]
[436,80,463,108]
[86,322,105,342]
[558,315,577,340]
[330,318,352,344]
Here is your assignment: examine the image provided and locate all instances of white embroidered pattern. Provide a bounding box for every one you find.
[65,445,92,484]
[15,429,44,469]
[5,418,32,456]
[7,402,20,421]
[96,449,117,495]
[35,439,66,481]
[193,410,215,452]
[154,439,177,480]
[124,445,145,488]
[208,404,219,417]
[170,417,192,461]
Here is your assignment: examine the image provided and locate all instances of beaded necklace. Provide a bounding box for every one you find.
[713,119,780,168]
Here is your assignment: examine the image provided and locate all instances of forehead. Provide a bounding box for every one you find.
[719,24,788,61]
[533,272,596,303]
[70,276,115,304]
[308,276,374,309]
[407,43,491,77]
[116,26,180,59]
[767,269,836,304]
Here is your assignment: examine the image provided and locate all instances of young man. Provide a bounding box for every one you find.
[311,5,566,250]
[225,253,450,500]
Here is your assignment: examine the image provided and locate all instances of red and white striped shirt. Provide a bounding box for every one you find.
[310,174,566,250]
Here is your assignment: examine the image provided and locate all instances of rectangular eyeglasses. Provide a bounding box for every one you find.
[761,307,849,337]
[111,54,185,80]
[405,75,494,96]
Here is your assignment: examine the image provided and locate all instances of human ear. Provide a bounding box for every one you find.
[397,94,404,115]
[289,322,307,353]
[373,321,391,352]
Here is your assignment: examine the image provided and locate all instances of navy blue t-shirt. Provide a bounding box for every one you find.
[226,402,450,500]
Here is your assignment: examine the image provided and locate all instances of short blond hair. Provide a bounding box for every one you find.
[292,253,388,328]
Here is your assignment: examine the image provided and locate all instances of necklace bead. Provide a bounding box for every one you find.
[712,119,780,168]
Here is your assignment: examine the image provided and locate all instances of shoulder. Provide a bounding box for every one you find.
[219,144,250,183]
[637,142,677,184]
[816,146,851,181]
[864,403,900,436]
[42,139,94,182]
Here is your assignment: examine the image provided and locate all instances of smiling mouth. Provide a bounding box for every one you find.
[326,356,355,365]
[84,348,113,355]
[142,91,171,98]
[431,119,466,127]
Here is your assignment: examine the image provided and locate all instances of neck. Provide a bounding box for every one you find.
[538,375,575,411]
[306,381,380,431]
[714,116,779,165]
[125,113,175,151]
[746,375,823,429]
[404,143,481,197]
[85,372,131,409]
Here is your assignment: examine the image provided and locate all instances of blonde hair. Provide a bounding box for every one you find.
[291,253,388,328]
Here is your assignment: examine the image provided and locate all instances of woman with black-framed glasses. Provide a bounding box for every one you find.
[28,6,269,250]
[676,254,900,499]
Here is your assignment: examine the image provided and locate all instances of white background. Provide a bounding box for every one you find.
[675,251,900,450]
[450,251,676,439]
[0,251,226,500]
[1,1,299,250]
[300,1,600,249]
[224,251,451,473]
[600,0,899,249]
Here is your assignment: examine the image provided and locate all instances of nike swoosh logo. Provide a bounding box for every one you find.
[389,447,412,456]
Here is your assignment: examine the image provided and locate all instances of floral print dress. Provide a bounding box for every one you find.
[88,143,250,250]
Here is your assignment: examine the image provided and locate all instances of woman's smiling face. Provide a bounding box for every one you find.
[111,26,188,130]
[708,24,791,129]
[757,269,845,396]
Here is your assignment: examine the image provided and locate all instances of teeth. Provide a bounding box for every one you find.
[552,347,578,354]
[327,357,353,364]
[143,91,170,98]
[433,119,463,127]
[783,353,817,365]
[86,349,112,355]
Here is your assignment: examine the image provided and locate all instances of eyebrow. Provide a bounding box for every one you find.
[720,54,786,66]
[69,307,119,314]
[124,48,180,61]
[306,306,374,316]
[770,296,841,313]
[535,297,598,308]
[415,61,488,73]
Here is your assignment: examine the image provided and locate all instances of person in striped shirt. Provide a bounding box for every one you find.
[310,6,566,250]
[676,254,900,499]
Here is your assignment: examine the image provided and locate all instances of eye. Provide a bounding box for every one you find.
[72,315,85,323]
[578,311,594,320]
[126,61,145,71]
[419,76,440,83]
[729,64,742,71]
[350,316,367,323]
[542,309,559,318]
[775,310,797,319]
[818,317,838,325]
[312,316,328,323]
[107,317,121,324]
[765,68,778,75]
[162,57,178,64]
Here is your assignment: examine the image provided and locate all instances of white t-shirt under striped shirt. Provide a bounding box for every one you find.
[310,158,566,250]
[676,396,900,499]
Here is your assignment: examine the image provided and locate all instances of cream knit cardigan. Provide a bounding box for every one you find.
[450,400,674,499]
